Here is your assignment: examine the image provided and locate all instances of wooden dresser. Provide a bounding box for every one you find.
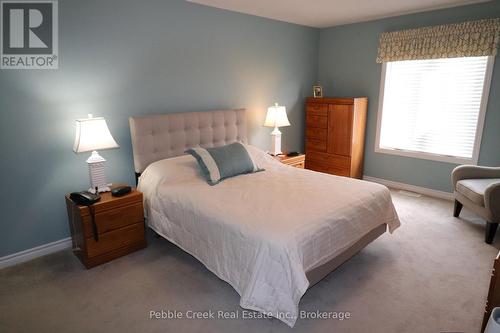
[65,188,146,268]
[482,251,500,332]
[305,97,367,179]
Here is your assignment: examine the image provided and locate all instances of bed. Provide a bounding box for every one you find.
[129,109,400,327]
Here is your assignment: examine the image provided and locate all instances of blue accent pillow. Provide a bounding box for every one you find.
[186,142,263,185]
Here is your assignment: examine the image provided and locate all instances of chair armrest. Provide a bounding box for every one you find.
[485,182,500,221]
[451,165,500,189]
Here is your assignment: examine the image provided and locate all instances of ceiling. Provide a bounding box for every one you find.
[187,0,489,28]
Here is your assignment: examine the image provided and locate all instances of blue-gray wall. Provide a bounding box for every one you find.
[0,0,319,257]
[318,0,500,193]
[2,0,500,258]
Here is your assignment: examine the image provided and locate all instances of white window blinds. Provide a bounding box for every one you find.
[377,56,491,162]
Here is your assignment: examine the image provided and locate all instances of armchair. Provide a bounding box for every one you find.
[452,165,500,244]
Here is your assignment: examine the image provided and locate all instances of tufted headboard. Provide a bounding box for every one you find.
[129,109,247,176]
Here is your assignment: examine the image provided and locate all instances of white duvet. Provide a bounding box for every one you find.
[138,146,400,327]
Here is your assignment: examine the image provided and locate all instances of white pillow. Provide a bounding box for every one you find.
[138,154,203,191]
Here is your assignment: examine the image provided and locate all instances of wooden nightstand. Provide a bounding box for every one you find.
[65,188,146,268]
[272,154,306,169]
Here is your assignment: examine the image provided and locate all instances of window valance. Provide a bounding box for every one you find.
[376,18,500,63]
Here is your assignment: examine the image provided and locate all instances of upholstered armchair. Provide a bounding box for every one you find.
[452,165,500,244]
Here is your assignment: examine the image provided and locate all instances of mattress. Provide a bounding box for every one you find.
[138,145,400,327]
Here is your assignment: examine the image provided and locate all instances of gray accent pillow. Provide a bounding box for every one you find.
[186,142,263,185]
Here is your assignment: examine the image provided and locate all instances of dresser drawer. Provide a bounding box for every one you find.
[305,139,327,152]
[306,161,350,177]
[306,128,327,141]
[85,222,145,258]
[306,151,351,169]
[82,202,144,238]
[306,115,328,129]
[306,103,328,117]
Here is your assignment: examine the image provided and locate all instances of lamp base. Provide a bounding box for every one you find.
[269,127,283,156]
[86,151,112,193]
[88,186,111,194]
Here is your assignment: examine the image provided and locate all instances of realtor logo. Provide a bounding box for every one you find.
[1,0,58,69]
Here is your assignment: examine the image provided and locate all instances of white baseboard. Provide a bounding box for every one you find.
[0,237,72,269]
[363,176,454,201]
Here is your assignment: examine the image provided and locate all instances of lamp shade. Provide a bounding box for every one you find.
[264,103,291,128]
[73,115,119,153]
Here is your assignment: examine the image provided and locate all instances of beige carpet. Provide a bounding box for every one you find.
[0,190,498,333]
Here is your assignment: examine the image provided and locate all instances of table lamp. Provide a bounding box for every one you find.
[264,103,290,156]
[73,114,119,193]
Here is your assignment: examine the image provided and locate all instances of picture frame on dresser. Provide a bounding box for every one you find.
[313,85,323,98]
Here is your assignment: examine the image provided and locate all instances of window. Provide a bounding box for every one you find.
[375,56,494,164]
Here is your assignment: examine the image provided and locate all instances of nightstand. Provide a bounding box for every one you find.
[273,154,306,169]
[65,188,146,268]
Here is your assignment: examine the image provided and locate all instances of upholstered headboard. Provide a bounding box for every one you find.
[129,109,247,175]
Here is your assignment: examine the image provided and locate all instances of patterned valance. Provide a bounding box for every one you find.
[376,18,500,63]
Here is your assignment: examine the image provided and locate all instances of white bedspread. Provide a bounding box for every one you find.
[138,146,400,327]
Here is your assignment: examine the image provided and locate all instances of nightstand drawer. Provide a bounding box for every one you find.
[282,156,305,168]
[272,154,305,169]
[291,161,305,169]
[85,222,145,258]
[82,202,143,238]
